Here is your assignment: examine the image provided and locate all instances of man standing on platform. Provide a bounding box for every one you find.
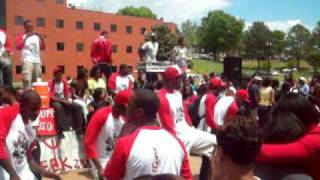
[141,33,159,83]
[16,20,46,90]
[0,28,13,86]
[91,31,113,82]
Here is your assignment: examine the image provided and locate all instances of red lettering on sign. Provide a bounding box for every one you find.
[60,158,72,171]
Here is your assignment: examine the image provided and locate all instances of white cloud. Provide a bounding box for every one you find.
[67,0,231,25]
[265,20,302,32]
[244,19,310,32]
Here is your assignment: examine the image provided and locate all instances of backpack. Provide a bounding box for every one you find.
[188,95,206,127]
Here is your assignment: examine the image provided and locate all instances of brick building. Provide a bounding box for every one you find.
[0,0,177,80]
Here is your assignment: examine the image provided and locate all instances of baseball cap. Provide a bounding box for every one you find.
[53,67,63,74]
[299,77,306,82]
[237,89,250,102]
[114,90,133,106]
[210,77,222,88]
[254,76,262,81]
[163,65,182,80]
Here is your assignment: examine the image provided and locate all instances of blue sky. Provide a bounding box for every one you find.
[225,0,320,30]
[68,0,320,31]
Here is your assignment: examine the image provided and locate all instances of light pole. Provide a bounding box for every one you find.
[266,41,272,74]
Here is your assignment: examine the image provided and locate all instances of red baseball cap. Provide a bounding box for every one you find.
[209,77,222,88]
[53,67,63,74]
[237,89,249,102]
[114,90,133,106]
[163,65,182,80]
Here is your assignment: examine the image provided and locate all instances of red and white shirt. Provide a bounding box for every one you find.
[0,105,37,180]
[0,28,12,57]
[84,106,125,168]
[108,73,134,94]
[16,32,45,63]
[157,89,193,139]
[214,96,238,126]
[104,126,192,180]
[197,93,218,132]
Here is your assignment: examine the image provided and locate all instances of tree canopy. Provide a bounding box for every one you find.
[153,25,178,61]
[198,10,244,60]
[117,6,157,19]
[286,24,311,68]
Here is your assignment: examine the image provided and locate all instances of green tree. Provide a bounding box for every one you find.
[243,21,273,69]
[305,21,320,74]
[117,6,157,19]
[272,30,286,60]
[286,24,311,69]
[181,20,199,48]
[153,25,178,61]
[198,10,244,60]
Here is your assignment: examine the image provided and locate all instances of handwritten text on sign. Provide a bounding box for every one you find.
[38,108,57,136]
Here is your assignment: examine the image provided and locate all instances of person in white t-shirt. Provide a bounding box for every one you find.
[104,89,192,180]
[157,65,216,157]
[172,37,188,70]
[0,28,13,86]
[108,64,134,96]
[84,90,132,180]
[211,116,262,180]
[0,90,61,180]
[141,33,158,62]
[16,20,45,90]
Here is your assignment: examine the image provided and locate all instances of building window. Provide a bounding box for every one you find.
[111,24,117,32]
[93,22,101,31]
[57,42,64,51]
[56,0,64,4]
[57,65,65,73]
[126,46,132,53]
[15,16,24,25]
[76,21,84,30]
[76,43,84,52]
[16,66,22,74]
[36,17,45,27]
[77,66,84,73]
[41,65,46,74]
[112,45,117,53]
[56,19,64,28]
[126,26,132,34]
[141,27,146,35]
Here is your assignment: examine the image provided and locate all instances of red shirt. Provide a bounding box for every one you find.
[0,104,20,160]
[256,124,320,179]
[90,36,112,64]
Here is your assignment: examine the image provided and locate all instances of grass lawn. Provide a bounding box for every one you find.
[191,59,315,80]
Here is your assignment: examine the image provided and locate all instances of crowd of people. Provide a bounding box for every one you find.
[0,19,320,180]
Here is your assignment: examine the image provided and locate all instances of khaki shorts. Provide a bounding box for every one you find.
[22,61,42,89]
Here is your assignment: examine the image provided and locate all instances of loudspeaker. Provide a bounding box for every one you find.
[223,57,242,88]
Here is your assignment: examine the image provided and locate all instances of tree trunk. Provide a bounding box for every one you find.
[296,58,300,69]
[213,50,217,61]
[258,58,261,70]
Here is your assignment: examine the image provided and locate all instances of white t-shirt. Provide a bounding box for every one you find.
[173,46,188,61]
[214,96,234,126]
[105,126,191,180]
[21,34,41,63]
[54,81,65,99]
[0,115,36,180]
[115,76,130,93]
[0,31,6,57]
[142,41,159,62]
[95,113,124,167]
[165,91,193,139]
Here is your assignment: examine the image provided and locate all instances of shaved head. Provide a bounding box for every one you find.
[20,90,41,121]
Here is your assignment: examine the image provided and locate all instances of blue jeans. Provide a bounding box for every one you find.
[0,56,13,86]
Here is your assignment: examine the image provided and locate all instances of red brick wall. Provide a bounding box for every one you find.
[5,0,177,80]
